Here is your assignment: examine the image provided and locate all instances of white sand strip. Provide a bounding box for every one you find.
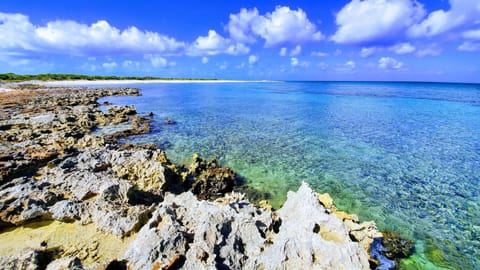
[33,79,276,86]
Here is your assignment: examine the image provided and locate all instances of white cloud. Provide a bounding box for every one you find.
[331,0,425,45]
[458,41,480,51]
[416,45,442,57]
[389,42,416,54]
[408,0,480,38]
[290,45,302,56]
[0,13,37,50]
[345,61,356,69]
[219,63,228,70]
[226,8,260,43]
[311,51,328,57]
[0,12,185,56]
[360,47,378,58]
[248,55,258,65]
[335,61,356,72]
[102,61,117,69]
[291,57,299,66]
[201,56,209,64]
[188,30,249,56]
[378,57,403,69]
[227,6,323,47]
[290,57,309,67]
[279,47,287,56]
[334,49,342,56]
[144,54,168,67]
[463,29,480,40]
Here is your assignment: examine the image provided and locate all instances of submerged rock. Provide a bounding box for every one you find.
[186,154,236,200]
[381,231,415,259]
[0,85,389,269]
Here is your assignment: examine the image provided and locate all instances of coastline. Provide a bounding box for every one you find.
[33,79,276,86]
[0,79,278,92]
[0,85,409,269]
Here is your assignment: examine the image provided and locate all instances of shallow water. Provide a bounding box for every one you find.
[99,81,480,269]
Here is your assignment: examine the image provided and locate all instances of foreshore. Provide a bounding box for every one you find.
[0,85,410,269]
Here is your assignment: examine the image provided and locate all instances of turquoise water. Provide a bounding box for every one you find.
[100,82,480,269]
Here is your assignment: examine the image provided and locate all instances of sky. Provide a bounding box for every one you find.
[1,0,480,82]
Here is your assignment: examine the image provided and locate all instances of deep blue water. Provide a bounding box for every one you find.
[99,81,480,269]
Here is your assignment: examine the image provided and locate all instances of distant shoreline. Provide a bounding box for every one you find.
[39,79,272,85]
[0,79,276,92]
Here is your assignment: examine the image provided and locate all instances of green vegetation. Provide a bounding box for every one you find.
[0,73,217,82]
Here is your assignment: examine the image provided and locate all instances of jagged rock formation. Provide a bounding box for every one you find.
[124,183,371,269]
[0,85,403,270]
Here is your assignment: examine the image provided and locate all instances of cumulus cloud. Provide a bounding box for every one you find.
[279,47,287,56]
[0,12,185,56]
[408,0,480,38]
[463,29,480,40]
[389,42,416,54]
[378,57,403,70]
[201,56,209,64]
[226,6,323,47]
[416,45,442,57]
[331,0,425,45]
[248,55,258,65]
[188,30,249,56]
[226,8,260,43]
[458,41,480,51]
[290,57,309,67]
[290,45,302,56]
[345,61,356,69]
[291,57,299,66]
[144,54,172,67]
[335,61,356,72]
[360,47,378,58]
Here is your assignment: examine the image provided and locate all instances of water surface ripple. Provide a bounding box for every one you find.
[100,82,480,269]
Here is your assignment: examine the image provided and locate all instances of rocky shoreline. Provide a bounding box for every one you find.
[0,85,411,269]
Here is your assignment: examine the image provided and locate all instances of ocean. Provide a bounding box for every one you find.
[99,81,480,269]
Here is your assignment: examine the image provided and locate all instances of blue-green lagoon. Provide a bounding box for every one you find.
[99,81,480,269]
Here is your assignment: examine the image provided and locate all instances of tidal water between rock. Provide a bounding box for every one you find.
[104,81,480,269]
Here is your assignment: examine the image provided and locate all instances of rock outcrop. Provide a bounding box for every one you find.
[0,85,400,270]
[124,183,371,270]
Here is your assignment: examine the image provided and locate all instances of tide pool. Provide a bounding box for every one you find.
[99,81,480,269]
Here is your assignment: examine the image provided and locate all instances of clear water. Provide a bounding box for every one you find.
[99,82,480,269]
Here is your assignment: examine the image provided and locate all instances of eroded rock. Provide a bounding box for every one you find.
[124,183,372,270]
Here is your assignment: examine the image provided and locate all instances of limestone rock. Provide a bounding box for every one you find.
[50,200,88,223]
[0,248,50,270]
[0,177,55,227]
[256,182,370,270]
[124,183,371,270]
[46,256,84,270]
[124,191,272,269]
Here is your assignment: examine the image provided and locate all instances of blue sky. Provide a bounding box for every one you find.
[1,0,479,82]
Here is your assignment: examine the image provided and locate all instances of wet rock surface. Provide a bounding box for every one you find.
[0,85,398,269]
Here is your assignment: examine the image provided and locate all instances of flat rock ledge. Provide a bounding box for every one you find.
[0,85,384,270]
